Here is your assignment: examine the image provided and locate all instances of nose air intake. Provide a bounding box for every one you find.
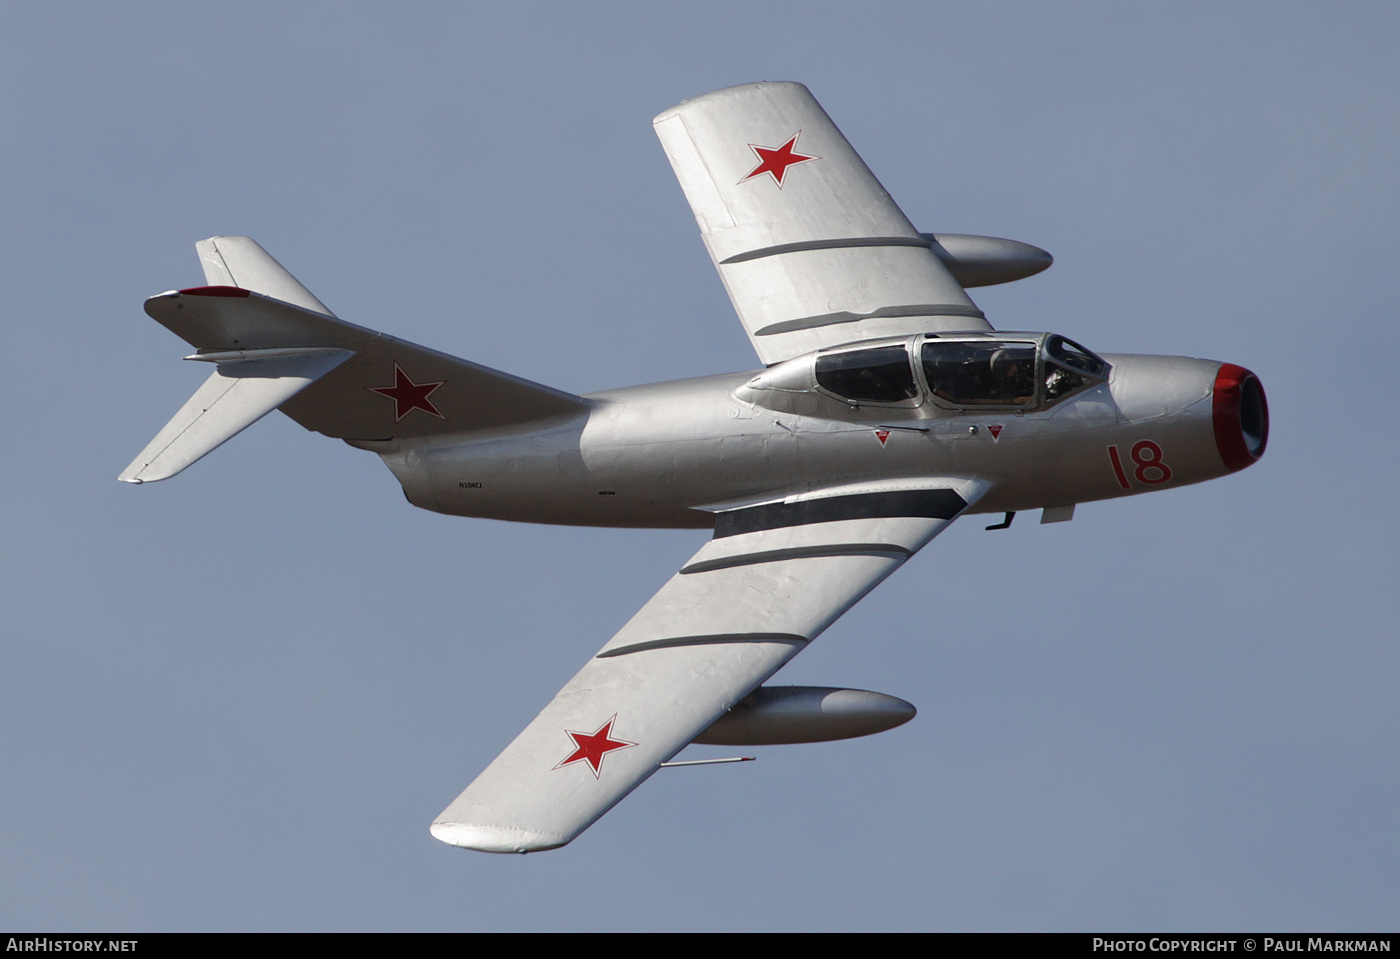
[1213,364,1269,472]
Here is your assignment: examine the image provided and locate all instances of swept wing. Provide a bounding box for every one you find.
[654,82,991,365]
[432,478,986,852]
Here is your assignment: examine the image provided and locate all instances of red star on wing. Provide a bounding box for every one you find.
[367,363,446,421]
[554,715,636,778]
[741,132,818,187]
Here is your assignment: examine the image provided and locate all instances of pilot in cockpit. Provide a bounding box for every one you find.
[991,348,1036,404]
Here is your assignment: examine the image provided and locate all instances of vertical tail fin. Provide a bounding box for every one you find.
[121,239,589,483]
[196,236,334,315]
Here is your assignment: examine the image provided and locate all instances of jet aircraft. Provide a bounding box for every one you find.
[121,82,1268,853]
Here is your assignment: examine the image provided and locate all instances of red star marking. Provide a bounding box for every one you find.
[987,424,1004,442]
[741,132,818,187]
[555,716,636,778]
[874,429,891,446]
[368,363,446,421]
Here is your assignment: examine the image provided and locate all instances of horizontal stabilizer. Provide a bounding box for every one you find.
[142,285,588,441]
[119,349,353,483]
[124,238,590,486]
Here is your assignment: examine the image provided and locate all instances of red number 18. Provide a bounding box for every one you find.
[1108,440,1173,489]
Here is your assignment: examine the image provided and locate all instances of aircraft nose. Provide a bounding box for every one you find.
[1213,364,1268,471]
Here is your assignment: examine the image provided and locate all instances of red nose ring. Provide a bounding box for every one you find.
[1213,364,1268,472]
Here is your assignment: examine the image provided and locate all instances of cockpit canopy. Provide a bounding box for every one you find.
[786,332,1108,411]
[813,345,920,404]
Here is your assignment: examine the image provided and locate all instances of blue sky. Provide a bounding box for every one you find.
[2,2,1397,931]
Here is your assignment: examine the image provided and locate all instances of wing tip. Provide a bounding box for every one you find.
[429,820,571,854]
[117,462,177,484]
[653,80,810,125]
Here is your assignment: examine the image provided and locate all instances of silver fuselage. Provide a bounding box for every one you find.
[371,336,1263,529]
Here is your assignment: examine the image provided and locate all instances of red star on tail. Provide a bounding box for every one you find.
[741,132,818,187]
[368,363,446,421]
[555,716,636,777]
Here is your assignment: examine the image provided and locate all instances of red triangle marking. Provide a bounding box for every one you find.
[987,424,1003,442]
[875,430,891,446]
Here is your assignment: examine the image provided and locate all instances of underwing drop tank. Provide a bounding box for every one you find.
[922,233,1053,288]
[693,686,917,746]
